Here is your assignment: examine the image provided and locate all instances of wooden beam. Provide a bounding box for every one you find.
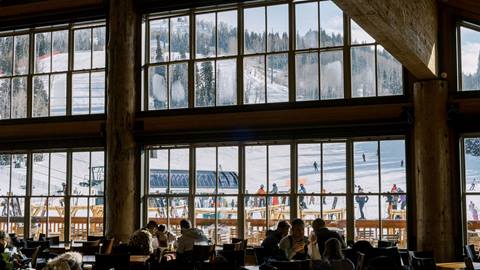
[0,0,104,18]
[333,0,438,80]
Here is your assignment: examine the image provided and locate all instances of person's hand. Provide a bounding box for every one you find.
[293,242,305,253]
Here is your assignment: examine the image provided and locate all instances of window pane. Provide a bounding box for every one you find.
[377,46,403,96]
[244,56,265,104]
[381,196,407,248]
[31,197,48,238]
[320,1,343,47]
[217,10,237,57]
[299,196,320,227]
[171,16,190,61]
[351,20,375,44]
[268,195,290,231]
[245,196,266,246]
[295,2,318,50]
[245,146,267,195]
[32,153,49,196]
[354,141,379,193]
[52,30,68,72]
[196,147,216,194]
[323,143,346,194]
[14,35,29,75]
[89,197,103,236]
[0,155,11,196]
[70,197,88,240]
[323,196,347,237]
[72,73,90,115]
[218,196,238,244]
[50,73,67,116]
[170,149,189,194]
[50,152,67,196]
[269,145,290,193]
[218,146,238,195]
[169,63,188,109]
[92,27,106,69]
[267,4,288,52]
[0,198,6,233]
[354,195,379,244]
[91,151,104,196]
[169,197,189,233]
[195,196,215,241]
[11,77,27,119]
[148,196,167,226]
[460,26,480,91]
[467,195,480,249]
[380,140,406,193]
[351,46,375,97]
[91,71,105,114]
[11,154,27,196]
[216,59,236,106]
[35,32,51,73]
[11,197,25,237]
[320,50,343,100]
[196,13,216,58]
[150,19,169,63]
[244,7,265,54]
[74,29,92,70]
[72,152,90,196]
[33,75,49,117]
[48,198,65,241]
[466,138,480,192]
[296,52,319,101]
[195,61,215,107]
[0,37,13,77]
[0,79,11,119]
[149,65,168,110]
[266,53,288,103]
[298,144,321,194]
[149,149,168,194]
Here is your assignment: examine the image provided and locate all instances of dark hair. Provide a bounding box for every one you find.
[291,218,304,227]
[312,218,326,230]
[277,220,291,230]
[158,224,166,232]
[180,219,191,229]
[323,238,344,262]
[147,220,158,229]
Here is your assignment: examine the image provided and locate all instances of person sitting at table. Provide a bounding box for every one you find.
[312,218,346,255]
[261,220,290,260]
[157,224,176,248]
[42,252,83,270]
[279,218,309,261]
[315,238,354,270]
[176,219,208,256]
[129,220,158,255]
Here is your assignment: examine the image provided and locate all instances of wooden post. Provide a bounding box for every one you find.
[414,80,454,261]
[105,0,139,242]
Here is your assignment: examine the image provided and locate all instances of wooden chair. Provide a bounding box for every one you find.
[100,238,114,255]
[465,257,475,270]
[87,235,105,242]
[231,238,248,249]
[46,236,60,245]
[356,252,365,270]
[193,244,215,270]
[95,253,130,270]
[80,240,101,255]
[253,246,267,265]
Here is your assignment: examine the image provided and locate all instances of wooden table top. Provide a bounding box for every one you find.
[436,261,480,270]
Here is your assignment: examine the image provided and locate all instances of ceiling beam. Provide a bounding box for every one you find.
[333,0,438,80]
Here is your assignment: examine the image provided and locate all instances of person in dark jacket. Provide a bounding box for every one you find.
[312,218,346,255]
[261,220,290,260]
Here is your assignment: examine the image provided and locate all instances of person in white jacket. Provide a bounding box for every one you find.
[175,219,208,254]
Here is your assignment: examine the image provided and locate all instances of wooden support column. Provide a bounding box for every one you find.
[414,80,454,261]
[105,0,139,242]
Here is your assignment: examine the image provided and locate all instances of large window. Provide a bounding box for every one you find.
[458,23,480,91]
[144,138,408,248]
[0,149,104,241]
[0,21,106,119]
[142,1,404,111]
[463,137,480,248]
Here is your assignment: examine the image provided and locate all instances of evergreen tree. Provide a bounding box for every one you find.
[466,139,480,157]
[196,61,214,106]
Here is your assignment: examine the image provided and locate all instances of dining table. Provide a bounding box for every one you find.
[436,261,480,270]
[82,254,151,265]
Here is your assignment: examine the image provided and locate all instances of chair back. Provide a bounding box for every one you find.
[81,240,101,255]
[39,233,46,241]
[87,235,105,242]
[253,246,267,265]
[30,246,41,268]
[101,239,114,255]
[465,244,478,262]
[269,260,310,270]
[465,257,475,270]
[192,244,215,263]
[95,253,130,270]
[47,236,60,245]
[411,256,436,270]
[26,240,50,249]
[218,249,246,269]
[356,252,365,270]
[232,238,248,249]
[378,240,395,248]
